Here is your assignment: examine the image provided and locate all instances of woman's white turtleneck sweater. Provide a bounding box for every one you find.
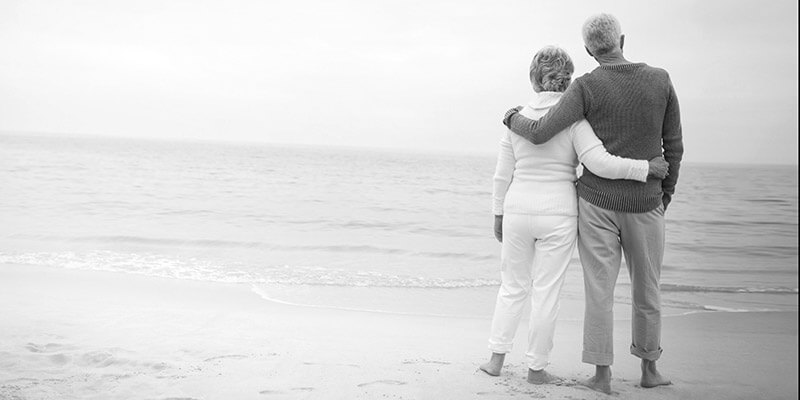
[492,91,648,216]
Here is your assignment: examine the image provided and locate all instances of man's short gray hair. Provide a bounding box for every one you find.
[582,13,622,56]
[529,46,574,93]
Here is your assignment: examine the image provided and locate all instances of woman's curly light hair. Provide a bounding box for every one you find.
[529,46,574,93]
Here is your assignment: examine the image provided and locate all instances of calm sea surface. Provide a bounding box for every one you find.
[1,133,797,316]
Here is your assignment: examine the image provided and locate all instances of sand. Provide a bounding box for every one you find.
[0,264,796,400]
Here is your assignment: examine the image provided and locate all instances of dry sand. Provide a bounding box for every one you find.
[0,264,796,400]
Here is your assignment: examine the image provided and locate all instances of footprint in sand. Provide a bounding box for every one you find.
[149,362,169,371]
[357,380,407,387]
[25,343,43,353]
[25,343,68,353]
[80,351,113,365]
[47,353,70,365]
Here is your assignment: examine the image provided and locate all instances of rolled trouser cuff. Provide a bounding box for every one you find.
[582,350,613,366]
[488,342,513,354]
[526,352,550,371]
[630,344,662,361]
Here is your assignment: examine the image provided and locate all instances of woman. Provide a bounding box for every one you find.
[480,46,667,384]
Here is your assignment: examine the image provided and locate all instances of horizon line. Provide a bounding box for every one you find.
[2,129,798,167]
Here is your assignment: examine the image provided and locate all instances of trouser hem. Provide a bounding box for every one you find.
[526,352,550,371]
[582,350,613,366]
[630,344,662,361]
[488,344,512,354]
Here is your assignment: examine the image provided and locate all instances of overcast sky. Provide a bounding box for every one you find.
[1,0,797,164]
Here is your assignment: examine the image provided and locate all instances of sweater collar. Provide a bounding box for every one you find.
[528,91,563,110]
[598,62,647,71]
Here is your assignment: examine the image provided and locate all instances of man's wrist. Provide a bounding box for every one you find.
[502,108,519,128]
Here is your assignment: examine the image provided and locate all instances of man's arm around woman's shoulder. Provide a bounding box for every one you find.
[502,81,588,145]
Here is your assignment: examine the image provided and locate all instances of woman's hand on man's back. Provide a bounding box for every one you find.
[648,156,669,179]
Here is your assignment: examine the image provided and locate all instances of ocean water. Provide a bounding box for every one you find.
[1,133,797,317]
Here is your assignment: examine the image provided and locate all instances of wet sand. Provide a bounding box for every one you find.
[0,264,796,399]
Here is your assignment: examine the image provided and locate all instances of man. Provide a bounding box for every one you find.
[501,13,683,394]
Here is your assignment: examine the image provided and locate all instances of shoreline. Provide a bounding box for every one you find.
[249,283,792,321]
[4,254,792,319]
[1,263,797,399]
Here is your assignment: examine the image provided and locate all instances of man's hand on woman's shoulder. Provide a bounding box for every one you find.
[502,106,524,128]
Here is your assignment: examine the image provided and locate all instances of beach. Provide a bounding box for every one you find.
[1,263,796,400]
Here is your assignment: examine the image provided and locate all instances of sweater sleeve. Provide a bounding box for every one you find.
[506,81,588,145]
[571,120,649,182]
[661,76,684,208]
[492,132,515,215]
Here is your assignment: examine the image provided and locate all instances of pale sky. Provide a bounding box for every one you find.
[1,0,797,164]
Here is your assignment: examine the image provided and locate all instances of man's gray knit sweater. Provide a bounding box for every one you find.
[505,62,684,213]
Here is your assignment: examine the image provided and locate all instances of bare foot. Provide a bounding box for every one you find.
[527,368,562,385]
[579,365,612,394]
[479,353,505,376]
[641,360,672,388]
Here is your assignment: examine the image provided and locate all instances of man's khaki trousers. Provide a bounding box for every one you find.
[578,197,665,366]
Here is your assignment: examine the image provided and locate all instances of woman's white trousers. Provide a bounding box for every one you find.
[487,214,577,371]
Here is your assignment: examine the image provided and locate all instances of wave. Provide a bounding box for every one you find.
[667,243,798,258]
[4,234,492,261]
[0,251,500,289]
[661,264,798,275]
[670,218,797,228]
[424,187,491,197]
[660,283,798,295]
[3,250,795,294]
[699,305,783,313]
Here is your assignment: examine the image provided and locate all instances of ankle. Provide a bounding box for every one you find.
[596,365,611,378]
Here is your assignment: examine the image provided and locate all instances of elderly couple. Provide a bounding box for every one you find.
[480,13,683,394]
